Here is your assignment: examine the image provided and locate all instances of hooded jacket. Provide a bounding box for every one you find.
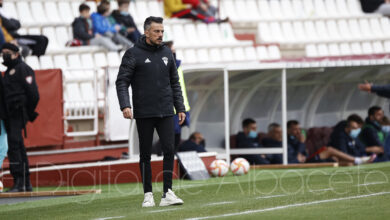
[116,35,185,118]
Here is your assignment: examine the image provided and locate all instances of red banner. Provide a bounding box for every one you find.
[24,69,64,147]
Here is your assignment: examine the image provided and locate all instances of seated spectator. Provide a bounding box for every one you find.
[290,120,375,165]
[287,120,307,164]
[178,132,206,153]
[182,0,218,17]
[359,106,388,161]
[0,0,48,57]
[328,114,366,157]
[91,0,133,50]
[72,3,121,51]
[236,118,270,165]
[164,0,228,23]
[111,0,141,44]
[360,0,390,16]
[261,123,283,164]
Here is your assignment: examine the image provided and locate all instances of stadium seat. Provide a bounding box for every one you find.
[306,44,318,57]
[136,1,149,23]
[221,48,234,62]
[94,53,108,68]
[350,42,363,55]
[42,27,60,50]
[317,44,329,57]
[328,43,341,56]
[39,55,55,69]
[339,42,352,56]
[81,53,95,69]
[233,47,246,61]
[361,42,374,55]
[244,47,258,61]
[384,41,390,53]
[25,56,40,70]
[107,52,121,67]
[58,2,74,23]
[56,27,71,48]
[2,1,18,20]
[184,49,198,64]
[258,0,272,19]
[197,49,209,63]
[28,28,41,35]
[267,45,281,60]
[44,2,62,24]
[31,2,47,24]
[16,2,34,25]
[209,48,223,63]
[256,46,269,60]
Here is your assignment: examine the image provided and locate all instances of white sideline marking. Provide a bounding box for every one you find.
[148,208,182,213]
[176,182,236,189]
[357,182,387,186]
[205,201,236,206]
[255,194,287,199]
[94,216,125,220]
[309,188,333,192]
[185,191,390,220]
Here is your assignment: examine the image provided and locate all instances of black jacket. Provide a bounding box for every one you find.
[287,135,306,164]
[360,0,384,12]
[235,132,270,165]
[72,17,94,45]
[116,35,185,118]
[2,57,39,122]
[328,121,366,157]
[360,118,384,147]
[0,14,21,37]
[111,10,138,31]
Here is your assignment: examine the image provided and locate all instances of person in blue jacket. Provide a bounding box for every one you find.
[91,0,133,50]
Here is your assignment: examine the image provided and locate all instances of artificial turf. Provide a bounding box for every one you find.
[1,162,390,220]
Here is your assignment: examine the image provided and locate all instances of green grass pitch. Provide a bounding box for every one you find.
[1,162,390,219]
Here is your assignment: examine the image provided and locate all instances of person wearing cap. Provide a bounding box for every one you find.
[1,42,39,192]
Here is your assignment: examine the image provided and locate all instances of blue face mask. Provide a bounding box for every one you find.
[120,11,129,16]
[382,126,390,134]
[350,128,361,139]
[248,131,257,139]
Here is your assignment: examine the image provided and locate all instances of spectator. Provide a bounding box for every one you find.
[360,0,390,16]
[111,0,141,44]
[178,132,206,152]
[183,0,218,17]
[287,120,307,163]
[0,0,48,57]
[72,3,121,51]
[289,120,375,165]
[328,114,366,157]
[164,0,228,23]
[91,0,133,50]
[261,123,283,164]
[236,118,270,165]
[359,106,388,161]
[381,116,390,159]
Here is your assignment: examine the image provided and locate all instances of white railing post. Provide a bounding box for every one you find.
[224,68,231,164]
[281,68,288,165]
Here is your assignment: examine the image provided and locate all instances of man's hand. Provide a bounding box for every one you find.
[358,81,372,92]
[122,107,133,119]
[178,112,186,125]
[366,146,384,154]
[115,25,121,32]
[299,133,306,143]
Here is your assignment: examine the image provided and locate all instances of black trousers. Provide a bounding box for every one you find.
[7,116,30,183]
[136,116,175,193]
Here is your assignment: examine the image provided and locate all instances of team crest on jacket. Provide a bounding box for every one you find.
[162,57,168,66]
[26,76,33,84]
[9,69,15,75]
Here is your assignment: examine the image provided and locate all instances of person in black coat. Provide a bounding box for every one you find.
[116,17,185,207]
[111,0,141,43]
[1,43,39,192]
[261,123,283,164]
[0,1,48,57]
[236,118,270,165]
[287,120,307,164]
[328,114,366,157]
[178,132,206,153]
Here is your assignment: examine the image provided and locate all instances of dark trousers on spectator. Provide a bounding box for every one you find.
[136,116,175,194]
[7,116,30,185]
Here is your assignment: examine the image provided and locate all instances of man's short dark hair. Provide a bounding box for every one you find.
[118,0,130,6]
[287,120,299,129]
[189,132,200,141]
[347,114,364,125]
[79,3,90,13]
[268,123,280,132]
[242,118,256,128]
[97,0,110,14]
[368,106,382,117]
[144,16,163,31]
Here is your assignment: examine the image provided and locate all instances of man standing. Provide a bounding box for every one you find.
[116,17,185,207]
[1,43,39,192]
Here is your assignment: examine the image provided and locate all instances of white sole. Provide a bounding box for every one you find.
[159,201,184,207]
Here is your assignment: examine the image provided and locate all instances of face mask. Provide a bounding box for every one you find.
[382,126,390,134]
[120,11,129,16]
[2,53,13,66]
[350,128,361,139]
[248,131,257,139]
